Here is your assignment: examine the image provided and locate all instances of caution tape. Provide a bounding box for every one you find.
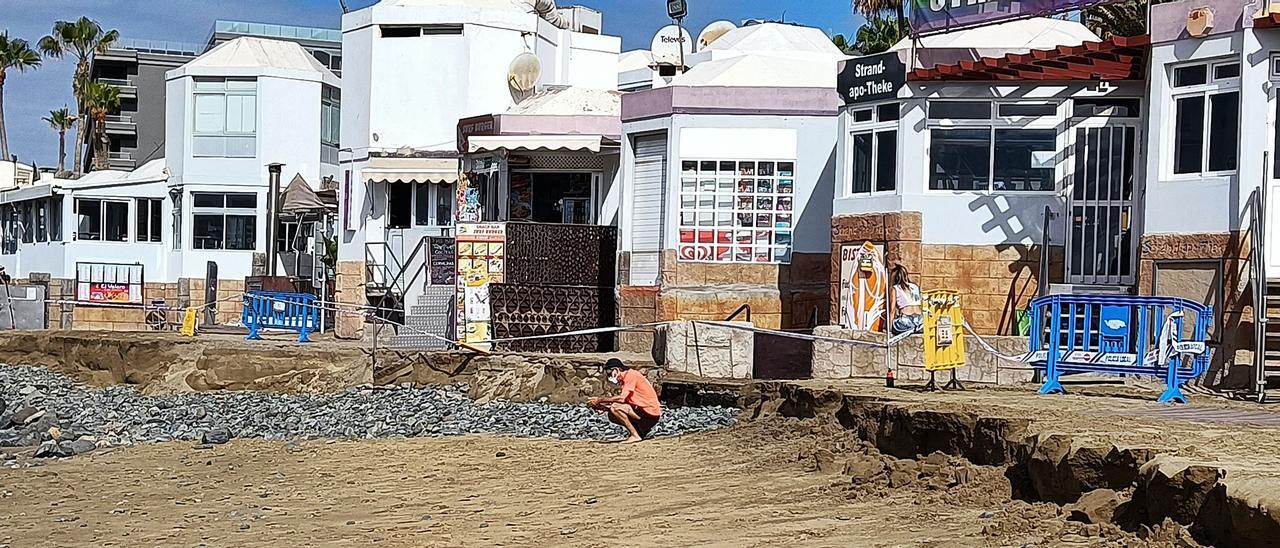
[960,319,1038,368]
[692,320,916,349]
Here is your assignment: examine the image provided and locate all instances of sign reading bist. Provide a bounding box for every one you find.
[911,0,1126,36]
[837,52,906,106]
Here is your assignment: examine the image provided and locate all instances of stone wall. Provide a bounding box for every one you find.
[334,260,366,340]
[831,211,1055,336]
[15,276,250,332]
[1138,231,1252,390]
[811,325,1035,386]
[655,321,753,379]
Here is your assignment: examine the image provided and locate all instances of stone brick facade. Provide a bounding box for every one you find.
[1138,231,1252,390]
[16,276,250,331]
[831,211,1053,335]
[334,260,366,340]
[617,249,832,353]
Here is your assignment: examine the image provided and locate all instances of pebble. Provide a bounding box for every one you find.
[0,364,737,451]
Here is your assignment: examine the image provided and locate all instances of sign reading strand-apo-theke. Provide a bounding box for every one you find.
[911,0,1127,35]
[837,52,906,106]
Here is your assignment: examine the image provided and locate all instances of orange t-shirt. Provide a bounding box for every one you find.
[619,369,662,418]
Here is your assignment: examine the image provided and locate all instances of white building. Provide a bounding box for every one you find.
[165,36,340,281]
[616,23,847,334]
[0,36,339,321]
[335,0,620,337]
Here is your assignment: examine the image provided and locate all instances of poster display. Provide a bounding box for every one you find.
[677,159,795,264]
[911,0,1125,35]
[838,242,887,332]
[76,262,144,305]
[455,223,506,347]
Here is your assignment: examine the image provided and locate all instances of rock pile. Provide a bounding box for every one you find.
[0,364,737,459]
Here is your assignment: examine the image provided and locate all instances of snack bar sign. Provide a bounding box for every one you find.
[837,52,906,106]
[911,0,1126,35]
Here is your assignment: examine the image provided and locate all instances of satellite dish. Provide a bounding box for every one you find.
[697,20,737,51]
[508,52,542,93]
[650,24,693,65]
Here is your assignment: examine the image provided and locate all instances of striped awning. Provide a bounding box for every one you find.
[467,135,610,154]
[364,156,459,185]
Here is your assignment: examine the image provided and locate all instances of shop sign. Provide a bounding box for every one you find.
[455,223,506,348]
[837,52,906,106]
[911,0,1126,36]
[75,262,144,305]
[457,115,498,153]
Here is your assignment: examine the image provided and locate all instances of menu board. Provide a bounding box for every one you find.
[428,237,456,286]
[677,159,795,263]
[455,223,506,347]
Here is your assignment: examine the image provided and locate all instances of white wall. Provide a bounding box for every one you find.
[1144,31,1264,235]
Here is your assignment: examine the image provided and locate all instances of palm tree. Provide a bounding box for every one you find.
[0,32,42,161]
[39,17,119,176]
[1086,1,1149,39]
[855,17,905,55]
[42,107,74,174]
[853,0,907,35]
[84,81,120,171]
[832,34,858,55]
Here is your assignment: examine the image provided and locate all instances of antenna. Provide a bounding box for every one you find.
[338,0,349,14]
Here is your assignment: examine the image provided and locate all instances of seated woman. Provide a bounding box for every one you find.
[890,265,923,335]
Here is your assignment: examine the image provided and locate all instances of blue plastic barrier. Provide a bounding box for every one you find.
[242,291,321,343]
[1027,294,1213,404]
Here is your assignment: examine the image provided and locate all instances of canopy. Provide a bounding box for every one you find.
[279,173,328,213]
[364,156,459,185]
[467,135,610,154]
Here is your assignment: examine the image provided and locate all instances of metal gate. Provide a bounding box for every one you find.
[1066,123,1139,286]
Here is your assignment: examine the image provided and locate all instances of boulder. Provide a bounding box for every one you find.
[843,453,884,482]
[201,427,231,445]
[1066,488,1123,524]
[9,406,41,427]
[67,438,97,455]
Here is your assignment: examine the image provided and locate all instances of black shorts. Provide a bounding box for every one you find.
[633,411,661,439]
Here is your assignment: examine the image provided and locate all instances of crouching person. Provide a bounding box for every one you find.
[588,359,662,444]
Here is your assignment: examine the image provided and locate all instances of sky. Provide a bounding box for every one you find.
[2,0,860,168]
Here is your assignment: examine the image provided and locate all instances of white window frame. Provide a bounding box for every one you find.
[321,85,341,165]
[135,198,163,244]
[1165,59,1241,179]
[74,198,131,242]
[844,101,900,197]
[925,100,1063,195]
[414,182,456,228]
[190,192,259,251]
[677,158,796,264]
[192,78,258,159]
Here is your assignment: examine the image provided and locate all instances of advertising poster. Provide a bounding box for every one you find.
[838,242,886,332]
[911,0,1125,35]
[76,262,144,305]
[455,223,506,347]
[88,283,131,303]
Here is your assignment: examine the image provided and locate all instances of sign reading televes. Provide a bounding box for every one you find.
[836,52,906,105]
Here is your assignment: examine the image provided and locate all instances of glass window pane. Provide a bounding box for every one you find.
[135,199,148,242]
[1208,91,1240,172]
[1173,96,1205,174]
[929,128,991,190]
[193,94,225,133]
[194,215,224,250]
[226,79,256,91]
[104,201,129,242]
[193,193,223,208]
[853,109,872,122]
[435,184,454,226]
[226,215,257,251]
[1213,63,1240,80]
[929,101,991,120]
[875,130,897,192]
[877,103,900,122]
[851,133,872,193]
[226,193,257,209]
[998,103,1057,117]
[150,199,162,242]
[77,199,102,241]
[1174,64,1208,87]
[415,183,431,225]
[993,129,1057,192]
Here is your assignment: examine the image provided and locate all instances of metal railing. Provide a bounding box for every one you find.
[114,38,203,56]
[1038,205,1055,297]
[104,114,134,124]
[1251,174,1269,402]
[96,77,135,88]
[107,151,132,160]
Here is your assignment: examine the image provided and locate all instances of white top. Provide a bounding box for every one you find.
[895,283,921,310]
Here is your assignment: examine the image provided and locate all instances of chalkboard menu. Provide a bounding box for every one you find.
[429,237,457,286]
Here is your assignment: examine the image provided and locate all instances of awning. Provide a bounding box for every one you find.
[0,184,55,205]
[467,135,611,154]
[279,173,328,213]
[364,156,459,185]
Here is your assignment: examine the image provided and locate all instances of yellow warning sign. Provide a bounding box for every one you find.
[923,290,965,371]
[180,308,198,337]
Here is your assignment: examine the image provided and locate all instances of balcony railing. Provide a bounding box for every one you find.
[107,152,132,160]
[97,77,136,88]
[104,114,134,124]
[114,38,203,56]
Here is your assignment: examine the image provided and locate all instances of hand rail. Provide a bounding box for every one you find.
[1252,161,1268,401]
[1038,205,1054,298]
[724,304,751,322]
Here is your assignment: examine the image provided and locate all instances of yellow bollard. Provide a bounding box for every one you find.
[922,290,966,390]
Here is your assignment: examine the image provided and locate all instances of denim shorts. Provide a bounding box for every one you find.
[892,314,923,335]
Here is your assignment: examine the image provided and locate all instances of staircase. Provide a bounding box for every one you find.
[388,285,454,350]
[1259,283,1280,402]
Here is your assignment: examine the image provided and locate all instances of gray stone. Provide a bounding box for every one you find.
[10,406,41,426]
[68,439,97,455]
[34,440,71,458]
[202,428,232,445]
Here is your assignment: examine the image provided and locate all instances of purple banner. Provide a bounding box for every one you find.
[911,0,1123,36]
